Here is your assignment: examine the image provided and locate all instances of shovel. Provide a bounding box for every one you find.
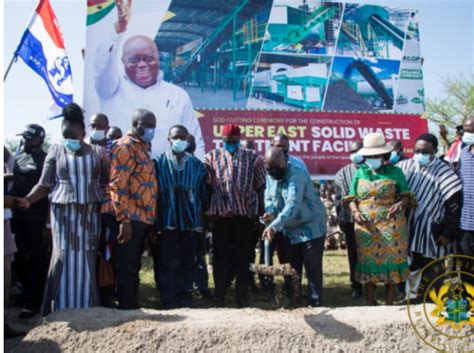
[249,235,300,305]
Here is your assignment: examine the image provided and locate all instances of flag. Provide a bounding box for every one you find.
[87,0,115,26]
[15,0,73,120]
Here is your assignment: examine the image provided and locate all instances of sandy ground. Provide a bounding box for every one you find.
[6,304,468,352]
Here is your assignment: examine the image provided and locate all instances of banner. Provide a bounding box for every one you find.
[83,1,426,172]
[197,110,428,177]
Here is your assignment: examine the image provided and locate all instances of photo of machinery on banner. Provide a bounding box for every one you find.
[83,0,427,176]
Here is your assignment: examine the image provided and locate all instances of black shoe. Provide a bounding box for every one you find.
[198,289,215,300]
[249,282,260,294]
[216,297,225,308]
[400,297,423,305]
[4,324,26,339]
[18,307,39,320]
[351,288,362,299]
[236,297,248,308]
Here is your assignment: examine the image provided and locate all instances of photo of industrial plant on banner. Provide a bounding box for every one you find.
[83,0,427,176]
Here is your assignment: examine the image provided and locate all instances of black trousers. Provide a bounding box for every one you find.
[113,220,151,309]
[284,236,325,306]
[339,222,362,291]
[11,211,48,308]
[212,217,254,301]
[154,230,195,309]
[457,230,474,286]
[99,214,119,306]
[193,231,209,291]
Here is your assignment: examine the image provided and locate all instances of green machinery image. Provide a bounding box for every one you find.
[336,4,410,60]
[154,0,272,108]
[263,1,343,55]
[250,55,331,110]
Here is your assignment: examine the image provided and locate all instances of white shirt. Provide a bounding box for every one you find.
[94,32,205,159]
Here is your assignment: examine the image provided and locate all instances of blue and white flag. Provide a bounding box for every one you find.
[15,0,74,120]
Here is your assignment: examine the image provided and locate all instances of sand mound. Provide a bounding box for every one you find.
[10,306,449,352]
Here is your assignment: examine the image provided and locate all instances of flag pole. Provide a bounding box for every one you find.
[4,55,17,81]
[4,0,40,81]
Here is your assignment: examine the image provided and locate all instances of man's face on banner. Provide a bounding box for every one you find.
[122,35,159,89]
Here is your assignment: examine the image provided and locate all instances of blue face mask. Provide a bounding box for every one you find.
[389,151,401,164]
[64,139,81,152]
[414,153,431,166]
[224,141,240,154]
[171,139,188,153]
[462,132,474,145]
[366,158,383,170]
[350,153,364,165]
[141,128,155,143]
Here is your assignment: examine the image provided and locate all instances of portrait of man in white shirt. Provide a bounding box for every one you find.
[93,0,205,158]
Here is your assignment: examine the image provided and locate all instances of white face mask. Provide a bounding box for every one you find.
[366,158,383,170]
[90,129,106,141]
[462,132,474,145]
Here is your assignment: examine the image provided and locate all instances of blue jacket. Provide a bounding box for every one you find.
[265,162,326,244]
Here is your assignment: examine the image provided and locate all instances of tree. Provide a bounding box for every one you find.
[425,74,474,128]
[4,135,53,154]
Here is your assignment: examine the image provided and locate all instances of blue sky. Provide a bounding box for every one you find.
[330,56,401,81]
[3,0,474,143]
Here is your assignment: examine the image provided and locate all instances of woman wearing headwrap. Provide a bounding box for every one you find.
[18,103,109,315]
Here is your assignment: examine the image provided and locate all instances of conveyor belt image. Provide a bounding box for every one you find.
[324,56,399,111]
[263,2,343,55]
[336,4,409,59]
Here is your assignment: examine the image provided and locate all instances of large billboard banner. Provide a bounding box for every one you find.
[84,0,427,176]
[198,109,428,177]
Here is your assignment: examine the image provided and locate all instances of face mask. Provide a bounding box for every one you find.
[64,139,81,152]
[268,167,286,180]
[462,132,474,145]
[90,129,106,141]
[141,128,155,143]
[350,153,364,165]
[365,158,382,170]
[171,139,188,153]
[389,151,401,164]
[224,141,240,154]
[414,153,431,166]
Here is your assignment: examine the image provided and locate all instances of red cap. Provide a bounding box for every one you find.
[222,124,241,137]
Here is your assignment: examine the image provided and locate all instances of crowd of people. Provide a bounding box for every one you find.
[4,102,474,337]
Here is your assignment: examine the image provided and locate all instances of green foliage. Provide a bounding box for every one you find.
[425,74,474,128]
[4,135,53,154]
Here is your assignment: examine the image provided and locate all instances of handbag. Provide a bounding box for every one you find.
[97,256,115,288]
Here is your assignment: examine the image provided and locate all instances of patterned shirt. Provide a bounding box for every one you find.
[399,158,462,258]
[155,150,208,231]
[334,163,358,223]
[109,133,158,224]
[265,162,327,245]
[204,147,266,218]
[459,146,474,231]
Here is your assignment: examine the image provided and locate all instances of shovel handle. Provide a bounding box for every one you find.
[264,239,270,266]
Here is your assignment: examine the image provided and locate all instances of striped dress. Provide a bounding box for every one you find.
[38,143,108,315]
[398,158,462,259]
